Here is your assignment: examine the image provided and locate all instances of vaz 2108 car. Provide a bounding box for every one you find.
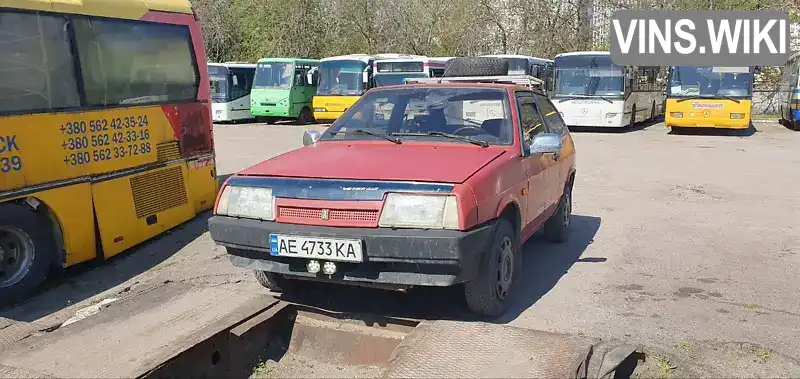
[208,65,577,317]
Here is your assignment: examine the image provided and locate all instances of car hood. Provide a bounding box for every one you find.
[238,141,507,183]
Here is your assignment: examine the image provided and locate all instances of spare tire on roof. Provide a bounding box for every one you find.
[443,57,509,77]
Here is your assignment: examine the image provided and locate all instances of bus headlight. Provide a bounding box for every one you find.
[671,112,683,118]
[215,185,275,221]
[730,113,745,119]
[378,193,458,230]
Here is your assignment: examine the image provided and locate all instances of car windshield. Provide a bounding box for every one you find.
[208,65,229,103]
[253,62,293,89]
[668,66,753,98]
[374,73,428,87]
[317,59,367,96]
[553,54,624,97]
[320,86,513,145]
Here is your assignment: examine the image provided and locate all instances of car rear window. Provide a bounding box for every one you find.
[322,86,513,145]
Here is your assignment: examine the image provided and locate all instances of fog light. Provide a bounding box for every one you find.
[322,261,337,275]
[730,113,744,119]
[306,260,321,274]
[671,112,683,118]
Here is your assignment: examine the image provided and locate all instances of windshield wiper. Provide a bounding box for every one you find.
[675,94,741,103]
[329,129,402,144]
[391,131,489,147]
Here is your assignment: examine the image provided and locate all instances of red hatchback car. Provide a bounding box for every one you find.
[209,74,577,317]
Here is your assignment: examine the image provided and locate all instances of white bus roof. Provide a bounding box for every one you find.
[554,51,611,58]
[208,62,257,69]
[373,56,451,64]
[482,54,553,63]
[320,54,373,63]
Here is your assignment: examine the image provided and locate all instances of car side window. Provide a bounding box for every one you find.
[534,94,568,136]
[515,92,545,146]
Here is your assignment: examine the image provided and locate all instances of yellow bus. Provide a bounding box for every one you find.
[0,0,217,305]
[665,66,754,131]
[310,54,416,123]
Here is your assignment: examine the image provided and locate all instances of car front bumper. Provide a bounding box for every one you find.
[208,216,495,287]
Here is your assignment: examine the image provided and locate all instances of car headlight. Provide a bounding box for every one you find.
[215,185,275,221]
[378,193,458,229]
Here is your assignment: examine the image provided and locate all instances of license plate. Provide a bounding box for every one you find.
[269,234,363,262]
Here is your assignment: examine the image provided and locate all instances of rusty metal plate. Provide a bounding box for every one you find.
[383,320,600,378]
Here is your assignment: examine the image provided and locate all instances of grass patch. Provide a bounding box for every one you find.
[252,360,270,377]
[744,303,761,310]
[653,355,677,379]
[677,341,692,352]
[756,348,772,363]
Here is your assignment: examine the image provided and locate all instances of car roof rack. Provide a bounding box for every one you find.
[404,75,545,88]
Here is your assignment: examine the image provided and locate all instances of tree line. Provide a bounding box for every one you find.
[193,0,798,63]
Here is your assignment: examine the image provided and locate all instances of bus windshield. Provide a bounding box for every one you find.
[317,60,367,96]
[668,66,753,98]
[375,73,428,87]
[208,66,229,103]
[253,62,294,89]
[553,55,624,97]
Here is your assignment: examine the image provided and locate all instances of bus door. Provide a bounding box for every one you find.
[292,63,316,110]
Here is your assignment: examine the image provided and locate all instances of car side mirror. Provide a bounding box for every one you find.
[529,133,562,155]
[303,130,321,146]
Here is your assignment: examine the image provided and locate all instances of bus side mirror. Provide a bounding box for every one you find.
[362,71,369,83]
[307,72,314,84]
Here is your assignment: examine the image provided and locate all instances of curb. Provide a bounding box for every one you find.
[751,119,780,123]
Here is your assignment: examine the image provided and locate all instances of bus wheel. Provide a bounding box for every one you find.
[298,107,315,125]
[0,204,55,307]
[630,105,636,127]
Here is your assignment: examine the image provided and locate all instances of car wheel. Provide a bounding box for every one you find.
[463,218,520,318]
[544,181,572,243]
[0,204,56,307]
[253,270,303,293]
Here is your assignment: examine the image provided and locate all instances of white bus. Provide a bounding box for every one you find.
[208,62,257,122]
[373,56,452,87]
[778,51,800,130]
[550,51,665,128]
[481,54,554,90]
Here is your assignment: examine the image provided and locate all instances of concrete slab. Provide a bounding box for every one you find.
[0,282,277,378]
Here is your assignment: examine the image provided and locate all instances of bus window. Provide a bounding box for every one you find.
[73,18,198,106]
[0,11,80,114]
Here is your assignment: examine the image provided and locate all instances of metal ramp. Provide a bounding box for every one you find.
[384,320,636,379]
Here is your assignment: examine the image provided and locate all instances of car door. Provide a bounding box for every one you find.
[534,92,573,207]
[515,91,549,228]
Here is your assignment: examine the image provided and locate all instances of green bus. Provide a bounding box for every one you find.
[250,58,320,123]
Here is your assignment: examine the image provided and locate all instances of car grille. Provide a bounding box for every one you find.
[278,206,379,222]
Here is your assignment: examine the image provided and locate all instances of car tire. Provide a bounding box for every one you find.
[253,270,302,293]
[544,181,573,243]
[463,218,520,318]
[0,203,56,308]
